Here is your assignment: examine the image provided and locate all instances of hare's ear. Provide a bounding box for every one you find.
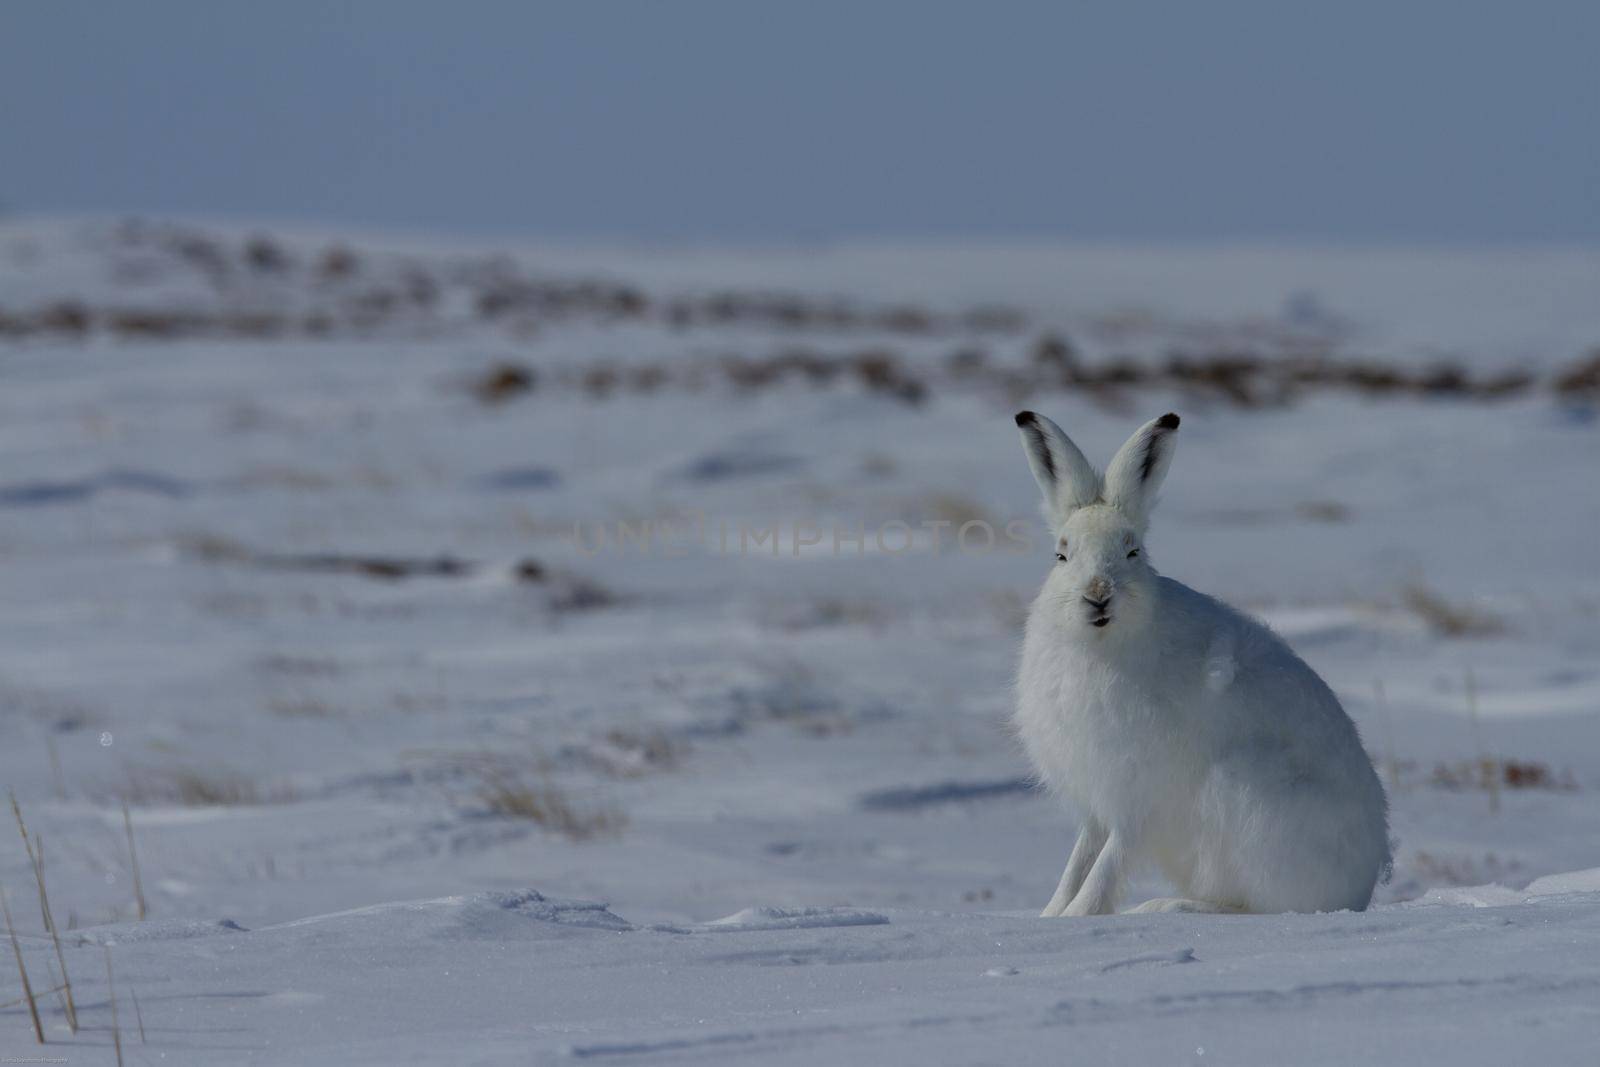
[1103,413,1179,529]
[1014,411,1100,527]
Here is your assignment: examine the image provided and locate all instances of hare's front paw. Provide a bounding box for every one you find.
[1127,897,1243,914]
[1063,893,1115,917]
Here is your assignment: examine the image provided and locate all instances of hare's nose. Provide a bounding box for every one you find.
[1085,576,1114,602]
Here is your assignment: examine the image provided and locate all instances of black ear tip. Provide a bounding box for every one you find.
[1156,412,1180,430]
[1014,411,1037,427]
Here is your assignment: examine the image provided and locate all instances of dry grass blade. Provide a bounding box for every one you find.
[123,805,147,921]
[0,982,65,1011]
[6,795,77,1029]
[42,955,67,1020]
[131,985,146,1043]
[9,792,46,928]
[1465,668,1500,815]
[31,836,77,1031]
[105,947,123,1067]
[46,736,67,801]
[1372,680,1402,795]
[1,884,45,1044]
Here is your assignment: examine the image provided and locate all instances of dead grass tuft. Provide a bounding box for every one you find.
[254,654,343,678]
[1428,758,1578,793]
[1402,583,1505,637]
[920,491,995,527]
[181,533,477,583]
[989,589,1031,633]
[1294,500,1351,523]
[119,768,295,807]
[546,572,618,613]
[265,697,341,719]
[433,751,626,840]
[178,531,254,563]
[1552,349,1600,399]
[473,770,625,841]
[1410,849,1522,887]
[768,597,890,632]
[571,729,686,778]
[472,362,536,404]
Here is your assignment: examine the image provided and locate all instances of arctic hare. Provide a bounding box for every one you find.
[1013,410,1390,916]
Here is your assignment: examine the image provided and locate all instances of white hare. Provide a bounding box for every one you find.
[1013,410,1390,916]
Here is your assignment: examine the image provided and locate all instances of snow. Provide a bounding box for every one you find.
[20,889,1600,1064]
[1,218,1598,1063]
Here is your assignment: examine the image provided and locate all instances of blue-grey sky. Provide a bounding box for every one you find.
[3,1,1596,243]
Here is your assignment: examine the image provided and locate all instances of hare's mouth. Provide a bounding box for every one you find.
[1083,595,1113,627]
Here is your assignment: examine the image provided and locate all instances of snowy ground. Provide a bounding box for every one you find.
[1,219,1598,1063]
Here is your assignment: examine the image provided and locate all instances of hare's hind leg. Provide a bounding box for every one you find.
[1041,818,1107,917]
[1126,898,1246,915]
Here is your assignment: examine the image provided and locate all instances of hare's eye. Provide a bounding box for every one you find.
[1126,548,1140,559]
[1054,552,1066,563]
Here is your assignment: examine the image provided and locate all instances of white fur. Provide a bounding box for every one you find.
[1013,411,1390,916]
